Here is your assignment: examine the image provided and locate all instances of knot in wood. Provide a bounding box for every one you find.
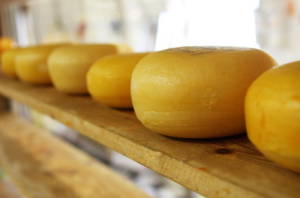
[216,148,231,154]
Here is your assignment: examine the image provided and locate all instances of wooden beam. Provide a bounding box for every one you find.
[0,112,151,198]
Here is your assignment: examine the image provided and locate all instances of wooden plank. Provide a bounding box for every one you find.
[0,75,299,198]
[0,167,25,198]
[0,180,24,198]
[0,0,27,4]
[0,96,8,111]
[0,112,152,198]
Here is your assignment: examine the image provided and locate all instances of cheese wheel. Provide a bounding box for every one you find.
[1,48,20,78]
[0,37,15,56]
[87,53,149,108]
[48,44,132,94]
[131,46,277,138]
[15,44,67,84]
[245,61,300,173]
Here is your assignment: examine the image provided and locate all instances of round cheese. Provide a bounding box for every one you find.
[87,53,149,108]
[131,46,277,138]
[15,44,67,84]
[48,44,132,94]
[1,48,20,78]
[245,61,300,173]
[0,37,15,56]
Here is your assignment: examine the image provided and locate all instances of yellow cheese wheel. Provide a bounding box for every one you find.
[87,53,149,108]
[245,61,300,173]
[131,46,277,138]
[48,44,132,94]
[15,44,67,84]
[1,48,20,78]
[0,37,15,56]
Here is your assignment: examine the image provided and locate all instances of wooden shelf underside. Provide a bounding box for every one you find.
[0,75,299,198]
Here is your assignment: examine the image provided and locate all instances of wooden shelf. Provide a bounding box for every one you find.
[0,167,24,198]
[0,75,299,198]
[0,112,151,198]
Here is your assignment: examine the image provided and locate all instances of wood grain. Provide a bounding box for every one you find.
[0,112,151,198]
[0,180,24,198]
[0,75,299,198]
[0,96,8,111]
[0,168,25,198]
[0,0,25,5]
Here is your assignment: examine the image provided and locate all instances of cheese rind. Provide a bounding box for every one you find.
[131,46,277,138]
[15,44,67,84]
[48,44,132,94]
[87,53,148,108]
[1,48,19,78]
[245,61,300,173]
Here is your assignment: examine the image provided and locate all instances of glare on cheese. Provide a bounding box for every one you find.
[48,44,132,94]
[15,44,67,84]
[87,53,149,108]
[1,48,20,78]
[245,61,300,173]
[131,46,277,138]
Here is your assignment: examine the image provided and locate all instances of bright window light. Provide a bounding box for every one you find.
[155,0,260,50]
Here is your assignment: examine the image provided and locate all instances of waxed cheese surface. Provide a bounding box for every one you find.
[87,53,148,108]
[1,48,19,78]
[245,61,300,173]
[48,44,132,94]
[131,46,277,138]
[15,44,67,84]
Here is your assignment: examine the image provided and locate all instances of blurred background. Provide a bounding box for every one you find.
[1,0,300,63]
[0,0,300,198]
